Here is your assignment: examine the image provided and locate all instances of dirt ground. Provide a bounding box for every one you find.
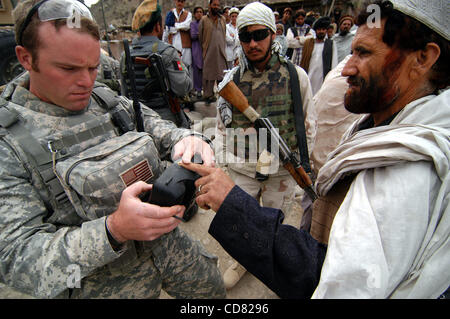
[0,100,304,299]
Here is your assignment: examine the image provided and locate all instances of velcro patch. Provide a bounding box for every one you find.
[173,61,184,71]
[120,159,153,187]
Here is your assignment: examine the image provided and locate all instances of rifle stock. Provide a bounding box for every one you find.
[219,81,260,123]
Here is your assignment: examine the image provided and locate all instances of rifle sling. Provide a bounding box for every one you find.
[285,60,311,173]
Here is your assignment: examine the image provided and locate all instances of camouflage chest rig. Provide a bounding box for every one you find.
[231,56,312,175]
[0,84,164,225]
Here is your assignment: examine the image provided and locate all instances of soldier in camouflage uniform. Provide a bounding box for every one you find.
[120,0,192,127]
[214,2,316,289]
[97,49,121,94]
[0,0,225,299]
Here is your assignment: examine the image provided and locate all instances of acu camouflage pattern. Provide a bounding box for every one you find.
[0,73,225,298]
[231,54,298,158]
[96,52,121,94]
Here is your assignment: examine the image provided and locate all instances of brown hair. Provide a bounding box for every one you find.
[13,0,100,71]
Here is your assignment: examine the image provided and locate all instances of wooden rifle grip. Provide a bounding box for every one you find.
[134,57,149,66]
[219,81,250,113]
[295,166,313,187]
[283,162,307,188]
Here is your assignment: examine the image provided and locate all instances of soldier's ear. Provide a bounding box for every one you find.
[15,46,34,71]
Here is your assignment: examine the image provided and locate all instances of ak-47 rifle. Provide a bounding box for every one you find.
[134,54,191,129]
[123,39,145,132]
[219,80,318,202]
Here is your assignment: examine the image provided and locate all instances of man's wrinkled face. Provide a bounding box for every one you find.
[339,19,352,35]
[25,22,100,111]
[342,22,410,115]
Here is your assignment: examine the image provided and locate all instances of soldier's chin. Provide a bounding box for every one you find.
[64,96,91,111]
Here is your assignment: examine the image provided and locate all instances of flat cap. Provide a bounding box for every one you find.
[132,0,161,31]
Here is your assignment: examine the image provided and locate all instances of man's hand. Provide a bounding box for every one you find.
[107,181,185,243]
[180,162,235,212]
[172,136,215,166]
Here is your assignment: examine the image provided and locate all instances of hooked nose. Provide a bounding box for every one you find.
[341,55,357,78]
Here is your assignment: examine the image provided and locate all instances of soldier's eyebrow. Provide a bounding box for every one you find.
[53,61,101,69]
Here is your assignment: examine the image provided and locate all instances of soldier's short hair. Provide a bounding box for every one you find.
[13,0,99,70]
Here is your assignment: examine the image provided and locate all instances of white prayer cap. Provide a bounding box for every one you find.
[236,2,276,33]
[229,7,240,15]
[390,0,449,40]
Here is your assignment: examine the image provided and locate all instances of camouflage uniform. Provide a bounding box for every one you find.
[216,54,316,213]
[97,51,121,94]
[0,73,225,298]
[119,35,192,125]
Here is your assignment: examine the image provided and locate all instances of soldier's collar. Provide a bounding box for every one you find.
[11,85,88,117]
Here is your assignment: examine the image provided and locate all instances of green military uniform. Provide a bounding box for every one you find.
[97,51,121,94]
[216,53,316,214]
[0,72,225,298]
[119,36,192,125]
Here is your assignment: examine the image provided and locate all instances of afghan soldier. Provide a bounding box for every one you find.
[214,2,316,289]
[120,0,192,128]
[0,0,225,299]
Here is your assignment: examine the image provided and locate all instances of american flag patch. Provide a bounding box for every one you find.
[120,159,153,187]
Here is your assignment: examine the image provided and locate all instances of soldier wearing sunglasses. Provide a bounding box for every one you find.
[213,2,316,290]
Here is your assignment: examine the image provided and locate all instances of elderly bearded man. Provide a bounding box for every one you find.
[183,0,449,299]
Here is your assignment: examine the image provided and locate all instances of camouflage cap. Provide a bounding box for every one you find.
[132,0,161,31]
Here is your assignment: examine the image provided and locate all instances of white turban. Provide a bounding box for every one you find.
[218,2,281,126]
[236,2,276,33]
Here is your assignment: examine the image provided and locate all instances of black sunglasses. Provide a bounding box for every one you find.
[239,28,271,43]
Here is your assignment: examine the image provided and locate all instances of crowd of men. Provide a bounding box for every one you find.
[0,0,448,301]
[103,0,358,113]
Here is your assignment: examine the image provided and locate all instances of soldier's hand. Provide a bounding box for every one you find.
[107,181,185,243]
[172,136,215,167]
[180,163,235,212]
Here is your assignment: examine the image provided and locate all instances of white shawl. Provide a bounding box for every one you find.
[313,90,450,298]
